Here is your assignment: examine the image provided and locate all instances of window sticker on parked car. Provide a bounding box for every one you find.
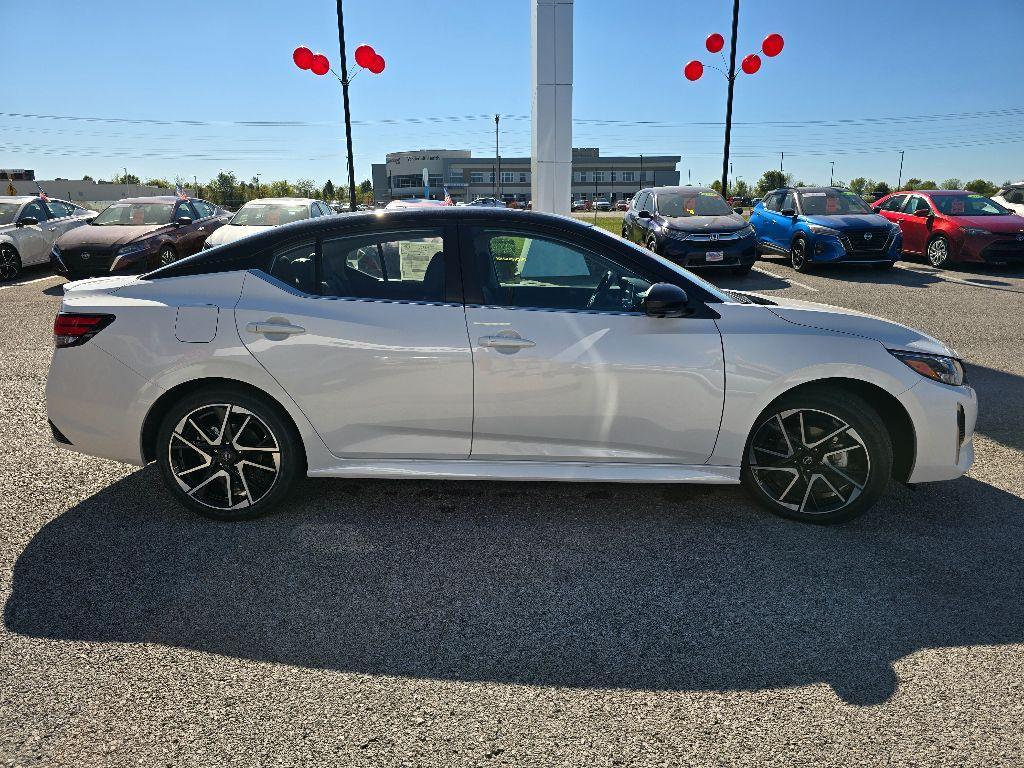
[951,199,966,214]
[398,238,442,280]
[826,197,839,214]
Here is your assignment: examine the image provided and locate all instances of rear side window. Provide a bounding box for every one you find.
[192,200,215,218]
[321,229,446,303]
[762,192,781,212]
[45,200,72,218]
[269,240,317,294]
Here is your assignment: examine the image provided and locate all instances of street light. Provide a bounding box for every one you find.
[683,5,784,199]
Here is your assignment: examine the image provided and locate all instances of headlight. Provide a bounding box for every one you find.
[961,227,991,236]
[807,224,842,237]
[115,239,154,257]
[664,229,691,241]
[890,350,966,386]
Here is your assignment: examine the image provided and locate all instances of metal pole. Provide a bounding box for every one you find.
[779,151,784,173]
[495,114,501,201]
[829,161,834,186]
[720,0,740,199]
[336,0,357,211]
[897,150,904,190]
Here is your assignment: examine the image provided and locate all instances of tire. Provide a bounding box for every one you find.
[790,237,810,272]
[158,245,177,267]
[741,389,893,524]
[732,263,754,276]
[156,387,304,521]
[0,245,22,282]
[646,235,659,255]
[926,235,951,268]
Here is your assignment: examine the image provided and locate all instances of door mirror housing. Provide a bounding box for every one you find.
[780,208,797,217]
[733,207,744,215]
[637,210,653,220]
[912,208,932,218]
[643,283,690,318]
[16,216,39,227]
[175,216,193,226]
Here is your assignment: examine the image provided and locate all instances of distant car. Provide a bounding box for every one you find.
[873,190,1024,268]
[593,200,612,212]
[749,187,902,272]
[202,198,331,250]
[571,200,588,212]
[468,197,506,208]
[751,197,762,206]
[385,198,449,210]
[615,199,629,211]
[992,182,1024,216]
[622,186,757,275]
[0,196,97,281]
[52,196,230,279]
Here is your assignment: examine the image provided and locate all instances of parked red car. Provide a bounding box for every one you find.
[873,190,1024,268]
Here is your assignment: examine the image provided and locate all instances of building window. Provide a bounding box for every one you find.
[519,172,527,183]
[470,172,485,184]
[594,171,604,183]
[621,171,635,183]
[644,171,654,182]
[610,171,618,182]
[579,171,588,183]
[449,168,463,180]
[500,171,515,184]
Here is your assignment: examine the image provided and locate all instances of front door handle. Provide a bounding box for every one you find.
[479,334,535,349]
[247,321,306,336]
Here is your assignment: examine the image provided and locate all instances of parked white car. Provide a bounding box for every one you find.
[468,197,507,208]
[201,198,332,250]
[46,209,976,524]
[992,182,1024,216]
[0,196,97,281]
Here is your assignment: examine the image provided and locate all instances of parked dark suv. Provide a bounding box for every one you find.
[622,187,756,275]
[52,196,230,279]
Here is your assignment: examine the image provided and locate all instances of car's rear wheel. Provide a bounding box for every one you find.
[926,235,951,268]
[156,388,303,521]
[646,235,659,255]
[158,245,177,267]
[0,245,21,282]
[741,389,893,524]
[790,237,810,272]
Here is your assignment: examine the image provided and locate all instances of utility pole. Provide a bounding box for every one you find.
[829,161,834,186]
[639,153,644,194]
[336,0,357,211]
[495,114,501,201]
[897,150,905,190]
[720,0,740,199]
[779,152,784,173]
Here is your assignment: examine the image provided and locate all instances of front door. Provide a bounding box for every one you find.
[236,226,474,459]
[462,225,724,464]
[12,199,50,266]
[774,190,798,249]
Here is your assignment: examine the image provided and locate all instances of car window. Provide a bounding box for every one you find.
[268,240,317,294]
[309,203,321,218]
[641,193,655,214]
[192,200,215,218]
[1004,188,1024,204]
[44,200,71,218]
[631,191,646,211]
[470,228,652,312]
[882,194,907,212]
[321,229,446,303]
[173,201,196,220]
[905,196,931,214]
[20,200,48,222]
[932,194,1008,216]
[763,192,781,212]
[780,192,795,212]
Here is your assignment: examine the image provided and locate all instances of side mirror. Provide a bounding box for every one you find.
[780,208,796,217]
[644,283,690,318]
[175,216,193,226]
[16,216,39,227]
[638,210,653,220]
[734,207,744,215]
[913,208,932,218]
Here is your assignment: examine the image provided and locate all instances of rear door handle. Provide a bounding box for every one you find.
[247,321,306,336]
[479,334,535,349]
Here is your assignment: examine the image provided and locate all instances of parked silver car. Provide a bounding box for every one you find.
[0,196,97,281]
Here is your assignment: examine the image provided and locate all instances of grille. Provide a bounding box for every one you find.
[840,228,891,254]
[980,240,1024,262]
[61,247,116,274]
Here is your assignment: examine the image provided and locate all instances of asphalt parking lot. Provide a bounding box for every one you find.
[2,258,1023,766]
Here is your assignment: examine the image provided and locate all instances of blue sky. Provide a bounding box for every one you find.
[2,0,1022,188]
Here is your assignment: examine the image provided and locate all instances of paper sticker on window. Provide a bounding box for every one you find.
[826,197,839,214]
[950,199,965,214]
[399,239,442,280]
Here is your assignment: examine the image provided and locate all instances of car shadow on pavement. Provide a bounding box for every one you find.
[6,467,1024,706]
[966,363,1024,451]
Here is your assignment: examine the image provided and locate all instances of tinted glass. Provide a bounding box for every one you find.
[763,192,781,212]
[797,189,872,215]
[641,193,655,213]
[882,194,907,212]
[268,240,317,294]
[192,200,215,218]
[780,192,795,212]
[230,202,311,226]
[45,200,72,218]
[932,194,1008,216]
[93,203,174,226]
[20,201,48,221]
[470,228,651,312]
[174,201,196,220]
[0,203,19,225]
[656,190,734,217]
[321,229,445,302]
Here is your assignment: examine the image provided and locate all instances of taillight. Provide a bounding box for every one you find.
[53,313,115,348]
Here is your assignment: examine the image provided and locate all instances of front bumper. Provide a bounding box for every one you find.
[659,233,757,268]
[808,232,902,264]
[958,234,1024,264]
[53,244,158,277]
[898,377,977,484]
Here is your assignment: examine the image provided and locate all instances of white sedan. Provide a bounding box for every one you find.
[0,196,97,281]
[46,208,976,524]
[201,198,333,250]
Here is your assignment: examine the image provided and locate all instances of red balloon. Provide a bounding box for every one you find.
[683,60,704,81]
[367,54,386,74]
[293,46,313,70]
[310,54,330,76]
[705,33,724,53]
[741,53,761,74]
[762,33,784,57]
[354,44,376,69]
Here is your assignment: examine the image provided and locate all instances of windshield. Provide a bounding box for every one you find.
[92,202,174,226]
[0,203,19,226]
[933,194,1009,216]
[657,191,734,217]
[230,202,309,226]
[797,189,872,215]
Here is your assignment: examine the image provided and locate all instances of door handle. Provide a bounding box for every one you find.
[46,227,56,232]
[198,226,205,231]
[247,321,306,336]
[479,334,535,349]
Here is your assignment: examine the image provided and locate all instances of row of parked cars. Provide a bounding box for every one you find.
[620,184,1024,274]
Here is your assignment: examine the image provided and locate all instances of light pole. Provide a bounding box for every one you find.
[495,114,501,201]
[779,152,784,174]
[897,150,905,190]
[829,161,834,186]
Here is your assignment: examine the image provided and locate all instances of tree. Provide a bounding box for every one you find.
[872,181,891,196]
[144,178,171,189]
[964,179,998,196]
[322,179,336,202]
[112,172,140,185]
[754,170,788,197]
[849,177,873,196]
[904,178,923,190]
[732,178,751,197]
[293,178,318,198]
[82,174,94,182]
[710,179,723,194]
[357,179,374,205]
[206,171,240,207]
[919,180,937,190]
[940,178,962,190]
[267,180,293,197]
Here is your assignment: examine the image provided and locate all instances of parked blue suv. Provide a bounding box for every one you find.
[750,187,902,271]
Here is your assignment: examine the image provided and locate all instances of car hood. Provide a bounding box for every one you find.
[57,224,168,249]
[760,295,958,358]
[949,215,1024,232]
[205,224,270,246]
[802,213,891,228]
[664,214,746,233]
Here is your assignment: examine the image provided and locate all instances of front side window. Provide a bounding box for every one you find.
[192,199,215,218]
[470,229,652,312]
[904,195,932,214]
[174,201,196,221]
[0,203,20,225]
[932,194,1008,216]
[780,192,796,213]
[322,229,445,302]
[92,202,174,226]
[269,240,317,294]
[45,200,72,218]
[762,192,781,212]
[882,194,907,212]
[20,200,48,222]
[641,193,656,214]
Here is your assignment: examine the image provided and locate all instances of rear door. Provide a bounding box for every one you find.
[171,200,204,256]
[235,224,474,459]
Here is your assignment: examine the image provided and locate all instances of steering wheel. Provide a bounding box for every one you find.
[586,270,615,309]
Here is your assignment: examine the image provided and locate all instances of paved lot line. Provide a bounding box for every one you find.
[753,265,819,291]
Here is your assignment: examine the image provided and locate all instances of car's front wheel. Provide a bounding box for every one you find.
[741,389,893,524]
[158,245,177,267]
[156,388,304,521]
[646,235,659,255]
[790,237,810,272]
[0,245,22,282]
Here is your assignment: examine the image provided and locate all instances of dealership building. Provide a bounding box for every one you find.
[371,148,681,206]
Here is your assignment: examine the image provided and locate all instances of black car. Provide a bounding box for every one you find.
[622,187,757,275]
